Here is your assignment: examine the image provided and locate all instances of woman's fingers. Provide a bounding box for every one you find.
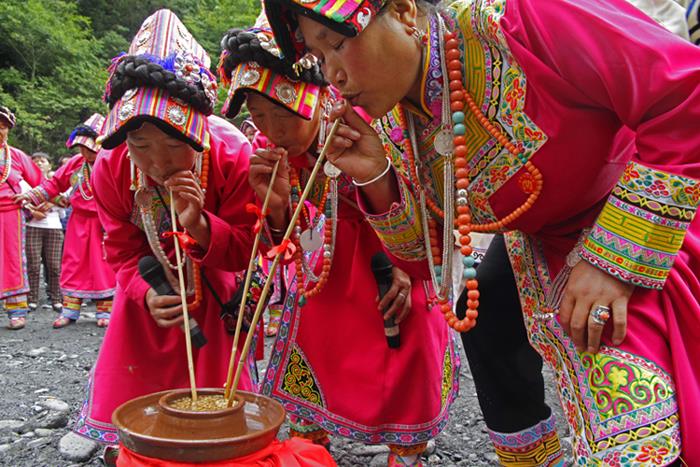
[395,292,412,324]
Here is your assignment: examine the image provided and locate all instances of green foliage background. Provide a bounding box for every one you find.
[0,0,260,162]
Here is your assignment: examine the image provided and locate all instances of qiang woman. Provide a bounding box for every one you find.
[72,10,258,448]
[18,114,117,328]
[264,0,700,465]
[0,106,43,330]
[219,19,459,467]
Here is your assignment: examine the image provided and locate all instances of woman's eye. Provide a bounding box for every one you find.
[332,40,344,51]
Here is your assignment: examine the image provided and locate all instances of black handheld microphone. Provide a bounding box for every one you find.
[138,256,207,348]
[371,252,400,349]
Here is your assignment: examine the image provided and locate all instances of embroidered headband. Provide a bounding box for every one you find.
[264,0,387,61]
[66,113,105,153]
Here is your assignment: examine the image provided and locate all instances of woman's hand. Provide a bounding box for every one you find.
[11,192,30,206]
[378,266,413,324]
[164,170,210,248]
[326,99,387,183]
[559,261,634,354]
[145,288,185,328]
[29,206,47,220]
[248,147,291,228]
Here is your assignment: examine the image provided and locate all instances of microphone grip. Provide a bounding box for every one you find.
[147,277,207,348]
[377,281,400,349]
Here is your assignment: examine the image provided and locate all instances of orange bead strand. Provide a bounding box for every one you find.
[290,168,333,302]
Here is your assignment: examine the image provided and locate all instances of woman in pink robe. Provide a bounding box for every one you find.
[0,106,43,330]
[20,114,117,328]
[219,22,459,467]
[72,10,258,448]
[264,0,700,464]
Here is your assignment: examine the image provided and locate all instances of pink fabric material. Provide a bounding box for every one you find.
[82,116,258,438]
[490,0,700,461]
[39,154,116,298]
[254,143,457,443]
[0,147,42,299]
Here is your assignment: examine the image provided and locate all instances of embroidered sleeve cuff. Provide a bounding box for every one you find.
[359,171,426,261]
[27,187,50,205]
[581,161,700,289]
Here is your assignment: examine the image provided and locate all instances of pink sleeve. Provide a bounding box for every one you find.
[186,119,257,272]
[38,156,76,199]
[17,149,43,187]
[503,0,700,288]
[92,149,151,305]
[503,0,700,178]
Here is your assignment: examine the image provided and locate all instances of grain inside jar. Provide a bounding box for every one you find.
[169,395,231,412]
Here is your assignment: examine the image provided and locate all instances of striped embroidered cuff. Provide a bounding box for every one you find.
[27,186,50,205]
[582,161,700,289]
[363,173,426,261]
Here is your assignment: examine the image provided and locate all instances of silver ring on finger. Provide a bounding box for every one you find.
[590,304,611,326]
[398,291,407,300]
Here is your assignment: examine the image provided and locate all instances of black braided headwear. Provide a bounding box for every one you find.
[70,124,99,139]
[104,54,216,116]
[219,27,327,119]
[219,29,326,88]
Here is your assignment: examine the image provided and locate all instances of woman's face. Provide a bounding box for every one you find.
[297,0,422,118]
[0,120,9,147]
[125,122,196,185]
[246,92,321,157]
[79,145,98,163]
[32,157,51,173]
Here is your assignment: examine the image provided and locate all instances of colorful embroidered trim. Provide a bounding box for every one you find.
[265,0,386,61]
[102,86,209,151]
[223,62,321,120]
[261,234,461,445]
[95,299,113,319]
[363,173,426,261]
[488,414,563,467]
[503,231,681,466]
[582,161,700,289]
[5,294,29,319]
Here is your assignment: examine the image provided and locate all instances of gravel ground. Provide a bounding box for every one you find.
[0,293,571,466]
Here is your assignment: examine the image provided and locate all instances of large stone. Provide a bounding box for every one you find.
[350,444,390,456]
[0,420,24,433]
[0,443,12,454]
[27,347,49,357]
[34,428,54,437]
[27,437,50,449]
[38,411,69,429]
[483,451,499,463]
[37,398,70,413]
[59,432,99,463]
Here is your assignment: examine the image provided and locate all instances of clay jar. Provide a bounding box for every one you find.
[113,388,285,462]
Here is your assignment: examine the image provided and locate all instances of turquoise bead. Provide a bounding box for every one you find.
[463,267,477,279]
[453,123,467,135]
[298,296,307,307]
[452,111,465,124]
[462,256,475,267]
[434,265,443,276]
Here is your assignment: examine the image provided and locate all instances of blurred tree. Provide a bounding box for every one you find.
[0,0,262,158]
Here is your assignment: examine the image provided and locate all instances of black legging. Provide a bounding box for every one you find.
[456,234,551,433]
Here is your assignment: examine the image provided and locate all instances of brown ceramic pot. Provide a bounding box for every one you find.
[112,388,285,462]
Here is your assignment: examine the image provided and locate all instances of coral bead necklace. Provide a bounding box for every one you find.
[403,14,544,332]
